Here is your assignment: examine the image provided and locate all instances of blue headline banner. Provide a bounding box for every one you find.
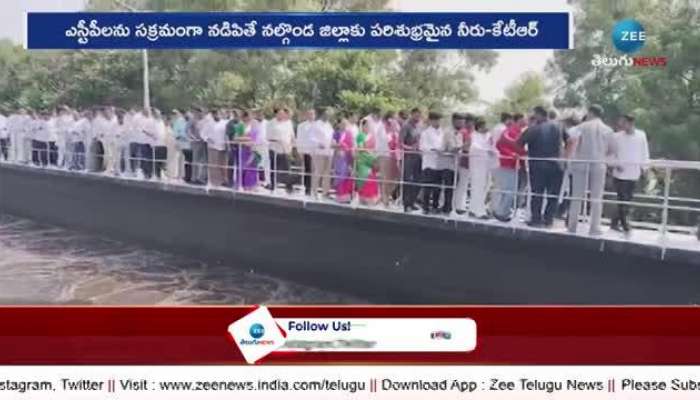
[26,12,571,50]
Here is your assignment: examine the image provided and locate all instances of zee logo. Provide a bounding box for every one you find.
[249,323,265,339]
[612,19,646,54]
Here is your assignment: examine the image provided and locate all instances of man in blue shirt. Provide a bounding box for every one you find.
[517,106,567,228]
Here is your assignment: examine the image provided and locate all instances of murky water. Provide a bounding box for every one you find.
[0,214,359,305]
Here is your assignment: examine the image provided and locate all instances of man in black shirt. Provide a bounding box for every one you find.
[517,106,567,228]
[400,108,423,212]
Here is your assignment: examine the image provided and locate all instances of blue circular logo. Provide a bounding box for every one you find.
[611,19,646,53]
[249,323,265,339]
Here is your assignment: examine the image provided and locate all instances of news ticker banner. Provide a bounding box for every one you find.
[25,12,572,49]
[5,366,700,399]
[3,306,700,364]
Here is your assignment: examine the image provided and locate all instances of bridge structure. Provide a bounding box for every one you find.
[1,148,699,304]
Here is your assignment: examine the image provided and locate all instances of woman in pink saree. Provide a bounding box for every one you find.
[333,119,355,204]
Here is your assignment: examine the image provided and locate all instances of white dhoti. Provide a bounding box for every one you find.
[23,138,32,163]
[103,139,121,174]
[454,166,470,212]
[260,145,271,184]
[12,133,26,163]
[166,140,181,180]
[57,138,68,168]
[469,157,490,217]
[9,132,20,162]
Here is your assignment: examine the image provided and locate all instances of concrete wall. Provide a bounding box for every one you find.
[1,164,699,304]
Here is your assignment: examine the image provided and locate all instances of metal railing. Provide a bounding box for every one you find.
[1,137,698,254]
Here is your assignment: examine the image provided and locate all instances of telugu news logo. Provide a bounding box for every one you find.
[238,322,276,346]
[612,18,645,53]
[592,18,667,68]
[228,306,286,364]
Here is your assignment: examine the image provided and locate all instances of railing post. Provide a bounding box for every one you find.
[399,147,405,209]
[451,149,458,219]
[584,161,591,225]
[512,156,520,229]
[302,148,308,199]
[351,144,358,208]
[660,165,672,256]
[237,140,243,192]
[525,157,532,222]
[152,144,156,179]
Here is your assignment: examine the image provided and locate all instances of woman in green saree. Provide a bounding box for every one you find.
[355,118,379,205]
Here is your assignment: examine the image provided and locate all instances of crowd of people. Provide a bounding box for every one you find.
[0,103,653,236]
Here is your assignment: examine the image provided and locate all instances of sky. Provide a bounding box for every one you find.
[0,0,570,104]
[0,0,86,42]
[393,0,571,103]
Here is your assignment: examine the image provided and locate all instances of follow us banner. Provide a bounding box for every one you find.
[25,12,572,50]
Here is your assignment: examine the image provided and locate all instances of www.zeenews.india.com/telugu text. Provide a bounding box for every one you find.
[0,378,369,394]
[6,376,700,397]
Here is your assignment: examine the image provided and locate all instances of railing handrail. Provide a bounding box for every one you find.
[1,139,698,255]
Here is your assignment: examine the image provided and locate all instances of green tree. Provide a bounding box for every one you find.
[0,0,497,117]
[547,0,699,223]
[0,41,31,110]
[547,0,699,161]
[488,72,549,118]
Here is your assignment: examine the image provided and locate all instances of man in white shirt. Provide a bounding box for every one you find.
[21,110,34,163]
[100,106,122,176]
[124,109,141,176]
[70,110,91,170]
[151,108,168,180]
[46,111,59,166]
[265,107,295,193]
[87,107,109,172]
[610,114,650,233]
[310,108,334,199]
[136,108,158,179]
[31,111,50,167]
[8,109,31,163]
[122,110,134,174]
[295,108,316,195]
[201,109,228,187]
[566,104,617,235]
[54,106,75,169]
[6,111,21,162]
[113,109,129,174]
[453,114,475,215]
[0,111,8,161]
[469,117,497,219]
[419,112,444,214]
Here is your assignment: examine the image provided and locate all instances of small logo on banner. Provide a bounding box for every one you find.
[430,330,452,340]
[249,323,265,339]
[228,306,286,364]
[611,18,645,54]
